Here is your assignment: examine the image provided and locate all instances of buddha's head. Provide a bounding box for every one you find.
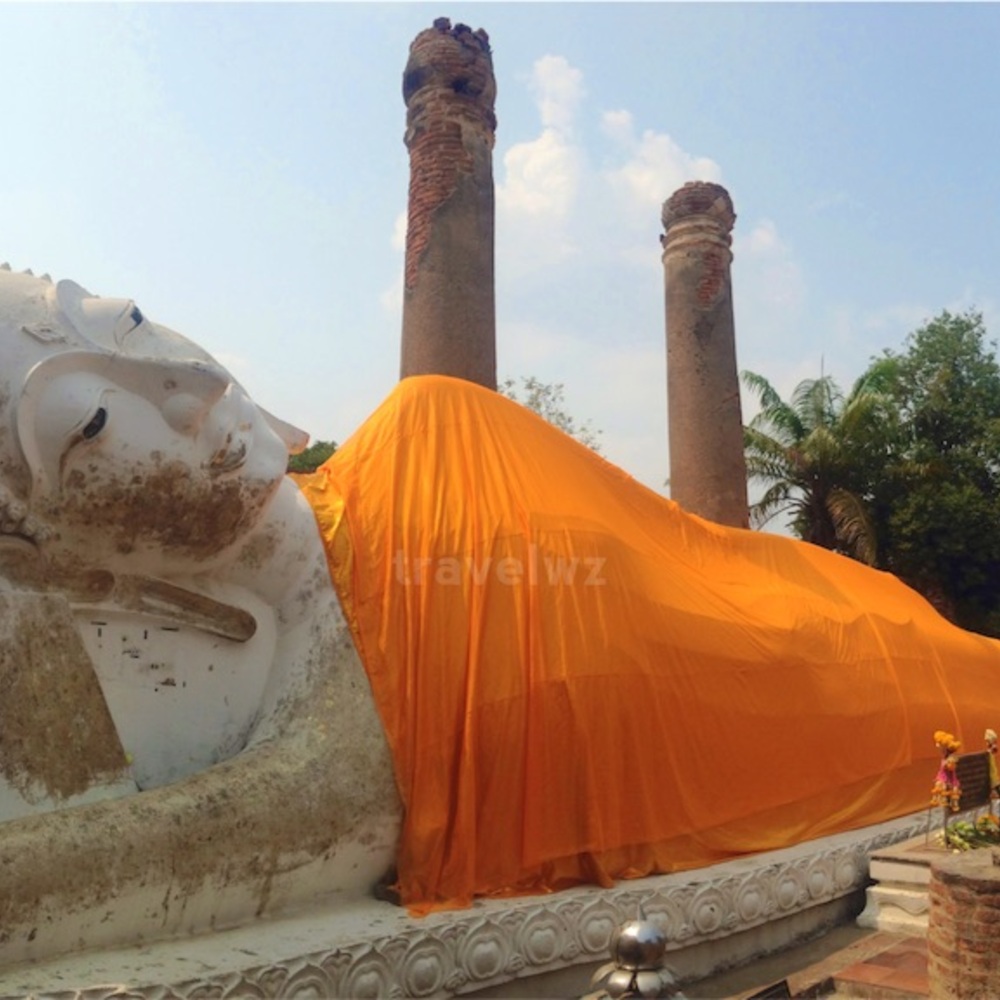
[0,267,307,578]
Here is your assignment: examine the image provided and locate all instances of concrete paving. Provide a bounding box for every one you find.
[682,925,928,999]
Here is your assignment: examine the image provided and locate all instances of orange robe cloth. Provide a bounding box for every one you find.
[297,374,1000,912]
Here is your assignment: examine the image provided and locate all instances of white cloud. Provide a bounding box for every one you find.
[745,218,782,255]
[497,129,582,224]
[496,58,588,278]
[734,218,806,315]
[495,52,584,229]
[602,112,722,224]
[390,209,407,253]
[380,272,403,322]
[529,55,585,134]
[496,131,583,282]
[600,109,634,146]
[497,55,727,287]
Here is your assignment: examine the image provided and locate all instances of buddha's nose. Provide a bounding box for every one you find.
[157,362,231,436]
[97,353,231,436]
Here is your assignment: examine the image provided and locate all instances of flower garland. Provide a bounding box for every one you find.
[987,728,1000,800]
[931,729,962,812]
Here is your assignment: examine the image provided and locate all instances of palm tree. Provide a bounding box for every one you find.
[741,370,886,565]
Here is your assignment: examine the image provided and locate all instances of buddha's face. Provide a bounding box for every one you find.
[1,271,305,575]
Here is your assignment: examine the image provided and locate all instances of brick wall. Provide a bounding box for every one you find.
[929,851,1000,998]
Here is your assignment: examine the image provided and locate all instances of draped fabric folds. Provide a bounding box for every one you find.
[297,374,1000,912]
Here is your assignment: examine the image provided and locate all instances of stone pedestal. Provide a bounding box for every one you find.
[661,182,748,528]
[857,833,944,934]
[400,18,497,389]
[0,811,931,998]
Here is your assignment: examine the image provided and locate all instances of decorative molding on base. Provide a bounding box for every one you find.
[857,884,930,935]
[855,822,957,935]
[4,813,932,1000]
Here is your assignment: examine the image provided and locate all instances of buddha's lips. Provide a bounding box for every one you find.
[207,387,252,476]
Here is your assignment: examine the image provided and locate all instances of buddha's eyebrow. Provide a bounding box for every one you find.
[20,323,69,345]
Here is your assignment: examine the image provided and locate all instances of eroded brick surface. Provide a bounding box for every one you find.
[661,180,736,233]
[402,19,495,292]
[661,181,748,529]
[929,853,1000,998]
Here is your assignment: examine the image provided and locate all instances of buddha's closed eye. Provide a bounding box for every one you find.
[82,406,107,440]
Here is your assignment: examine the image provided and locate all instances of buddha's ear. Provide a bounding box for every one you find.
[259,406,309,455]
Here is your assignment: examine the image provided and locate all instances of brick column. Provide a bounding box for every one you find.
[400,18,497,390]
[661,181,749,528]
[929,852,1000,999]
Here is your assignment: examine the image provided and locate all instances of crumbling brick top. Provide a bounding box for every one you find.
[403,18,496,131]
[661,181,736,233]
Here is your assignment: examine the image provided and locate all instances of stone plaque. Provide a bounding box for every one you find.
[956,751,991,811]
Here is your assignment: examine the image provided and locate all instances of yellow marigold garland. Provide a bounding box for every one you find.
[931,730,962,811]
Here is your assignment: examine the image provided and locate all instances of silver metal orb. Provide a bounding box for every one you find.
[604,967,639,996]
[633,969,676,998]
[612,918,667,971]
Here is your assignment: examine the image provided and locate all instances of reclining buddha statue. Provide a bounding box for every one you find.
[2,264,1000,964]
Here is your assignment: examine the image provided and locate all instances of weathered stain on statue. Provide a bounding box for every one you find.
[0,593,128,801]
[38,461,271,561]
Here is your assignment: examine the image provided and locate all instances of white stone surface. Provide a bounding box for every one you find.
[0,811,932,999]
[857,885,931,935]
[0,268,400,969]
[75,604,276,788]
[855,827,959,934]
[0,267,307,801]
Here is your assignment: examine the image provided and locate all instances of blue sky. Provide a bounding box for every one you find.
[3,3,998,498]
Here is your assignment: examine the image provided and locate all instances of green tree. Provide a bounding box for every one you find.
[287,439,337,474]
[863,310,1000,633]
[500,376,603,453]
[741,370,886,564]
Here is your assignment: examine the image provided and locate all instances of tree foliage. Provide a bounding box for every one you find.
[741,370,885,564]
[500,376,603,453]
[287,439,337,474]
[745,310,1000,636]
[862,310,1000,633]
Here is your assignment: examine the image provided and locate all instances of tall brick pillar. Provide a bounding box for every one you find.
[661,181,749,528]
[400,18,497,389]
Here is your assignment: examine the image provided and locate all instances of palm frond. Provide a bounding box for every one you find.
[742,368,885,563]
[749,481,797,530]
[827,487,878,565]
